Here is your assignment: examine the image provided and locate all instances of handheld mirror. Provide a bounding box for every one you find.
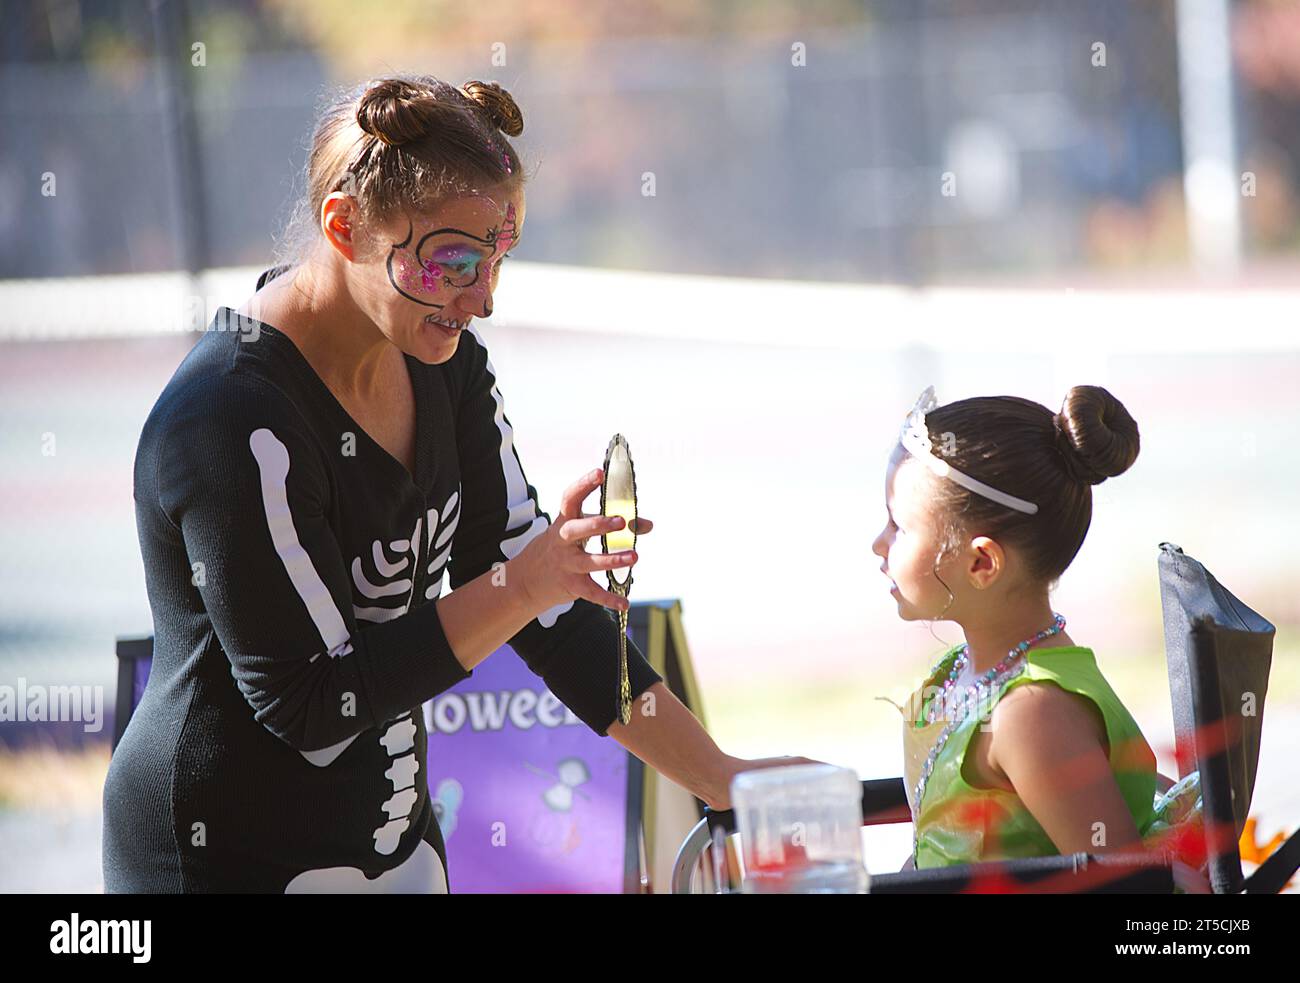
[599,434,638,725]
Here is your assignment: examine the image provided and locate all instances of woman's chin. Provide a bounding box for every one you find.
[407,331,460,365]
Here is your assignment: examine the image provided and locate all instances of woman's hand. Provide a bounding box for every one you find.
[706,755,828,811]
[513,467,654,615]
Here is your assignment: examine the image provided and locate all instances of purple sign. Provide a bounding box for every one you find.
[117,629,643,893]
[423,643,635,893]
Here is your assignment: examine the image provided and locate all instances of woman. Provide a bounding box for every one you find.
[103,75,809,893]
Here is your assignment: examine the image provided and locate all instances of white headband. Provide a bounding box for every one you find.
[898,386,1039,515]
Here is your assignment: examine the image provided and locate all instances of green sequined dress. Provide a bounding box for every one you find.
[896,644,1204,871]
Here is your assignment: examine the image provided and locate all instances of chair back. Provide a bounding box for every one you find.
[1157,542,1276,893]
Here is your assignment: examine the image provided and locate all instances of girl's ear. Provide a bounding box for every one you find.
[966,536,1005,590]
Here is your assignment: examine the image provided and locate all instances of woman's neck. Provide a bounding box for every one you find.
[958,598,1074,674]
[270,257,394,402]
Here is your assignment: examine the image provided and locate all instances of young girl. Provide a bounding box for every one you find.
[873,385,1200,873]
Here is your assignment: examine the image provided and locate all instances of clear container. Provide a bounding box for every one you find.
[731,763,869,894]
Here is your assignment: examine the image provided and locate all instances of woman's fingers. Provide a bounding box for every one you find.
[550,469,645,615]
[558,468,603,523]
[560,514,651,547]
[560,513,625,546]
[557,471,653,537]
[583,583,631,612]
[585,550,637,571]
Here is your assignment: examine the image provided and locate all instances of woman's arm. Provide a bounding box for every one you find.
[606,683,822,809]
[445,329,665,735]
[152,375,475,753]
[431,557,545,672]
[439,332,821,800]
[435,472,638,673]
[605,682,735,808]
[444,331,821,800]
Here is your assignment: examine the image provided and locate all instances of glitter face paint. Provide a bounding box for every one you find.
[386,200,519,314]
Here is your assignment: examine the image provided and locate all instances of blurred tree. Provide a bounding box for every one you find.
[261,0,866,74]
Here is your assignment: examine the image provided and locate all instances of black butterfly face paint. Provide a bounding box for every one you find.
[385,200,519,314]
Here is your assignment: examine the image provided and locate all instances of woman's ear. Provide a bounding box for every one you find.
[965,536,1005,590]
[320,192,357,261]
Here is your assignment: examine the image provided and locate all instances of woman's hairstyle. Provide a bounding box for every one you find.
[910,385,1140,587]
[273,74,527,268]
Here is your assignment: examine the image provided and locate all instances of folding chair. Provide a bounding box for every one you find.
[672,543,1298,894]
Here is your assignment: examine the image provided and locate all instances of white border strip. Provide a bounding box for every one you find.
[1,263,1297,353]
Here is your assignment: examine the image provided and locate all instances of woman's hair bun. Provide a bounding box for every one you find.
[1053,385,1140,485]
[356,78,432,147]
[460,80,524,137]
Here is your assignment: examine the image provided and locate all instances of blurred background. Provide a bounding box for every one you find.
[1,0,1298,891]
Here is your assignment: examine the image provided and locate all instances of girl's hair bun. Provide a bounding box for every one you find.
[356,78,432,147]
[1053,385,1140,485]
[460,79,524,137]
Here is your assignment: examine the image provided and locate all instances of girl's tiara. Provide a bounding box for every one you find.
[899,386,1039,515]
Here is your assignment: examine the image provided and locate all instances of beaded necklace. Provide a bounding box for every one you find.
[909,613,1067,865]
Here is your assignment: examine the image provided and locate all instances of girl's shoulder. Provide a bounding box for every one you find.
[997,645,1100,703]
[1012,645,1117,701]
[993,647,1112,748]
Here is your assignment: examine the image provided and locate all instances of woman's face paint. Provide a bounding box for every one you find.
[385,197,521,313]
[390,251,444,299]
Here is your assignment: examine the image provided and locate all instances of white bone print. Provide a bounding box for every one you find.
[284,707,445,890]
[249,428,358,768]
[284,839,447,893]
[373,710,419,855]
[351,514,421,624]
[424,484,461,600]
[467,324,574,629]
[248,428,448,878]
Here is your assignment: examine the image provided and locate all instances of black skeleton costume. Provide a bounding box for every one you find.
[103,267,661,892]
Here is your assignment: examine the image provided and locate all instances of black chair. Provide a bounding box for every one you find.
[1156,541,1294,894]
[672,543,1298,894]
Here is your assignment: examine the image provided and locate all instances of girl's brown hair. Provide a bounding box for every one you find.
[274,74,527,268]
[915,385,1140,587]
